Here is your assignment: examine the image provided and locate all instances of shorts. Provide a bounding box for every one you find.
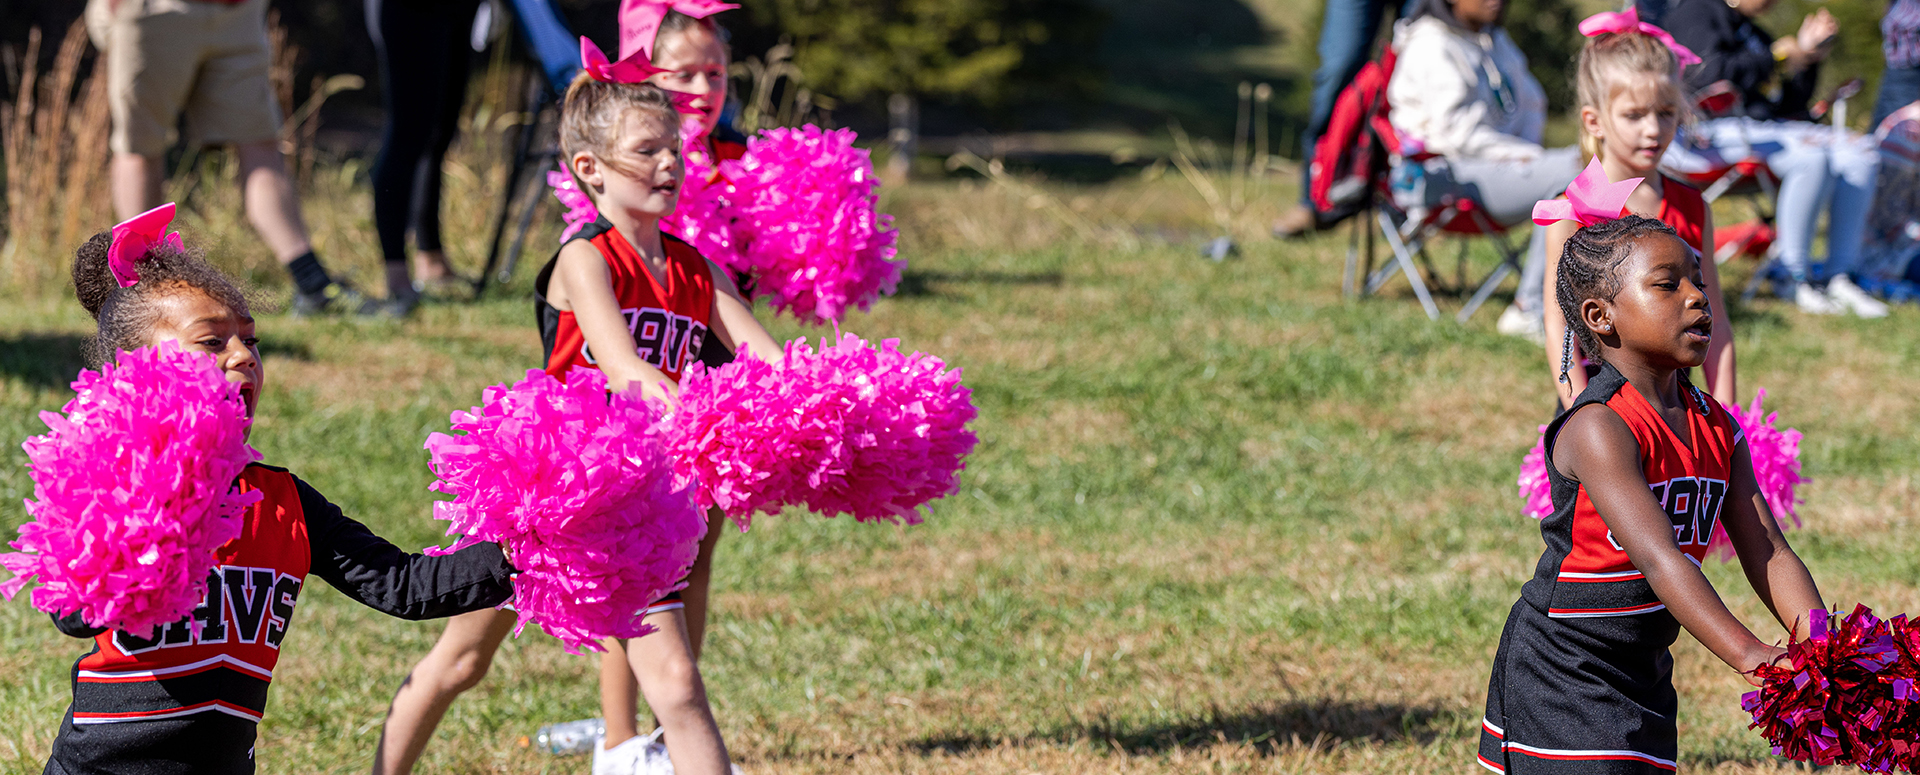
[86,0,282,157]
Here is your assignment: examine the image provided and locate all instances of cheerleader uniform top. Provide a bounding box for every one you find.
[535,218,734,382]
[1478,363,1743,775]
[44,463,515,775]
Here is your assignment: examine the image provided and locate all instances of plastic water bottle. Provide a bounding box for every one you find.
[523,718,604,755]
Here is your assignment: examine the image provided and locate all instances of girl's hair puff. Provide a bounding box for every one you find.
[71,231,251,368]
[559,75,681,190]
[1554,214,1681,374]
[1574,31,1690,160]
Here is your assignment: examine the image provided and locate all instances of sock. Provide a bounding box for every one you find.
[287,252,332,296]
[383,261,418,301]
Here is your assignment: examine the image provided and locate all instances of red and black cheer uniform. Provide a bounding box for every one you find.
[533,216,734,612]
[44,464,514,775]
[1479,363,1743,774]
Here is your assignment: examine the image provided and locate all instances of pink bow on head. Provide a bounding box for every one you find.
[1579,7,1701,68]
[107,203,184,288]
[580,36,668,83]
[619,0,737,61]
[1532,158,1642,227]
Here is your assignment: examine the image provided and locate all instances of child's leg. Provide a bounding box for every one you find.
[599,515,726,746]
[625,609,731,775]
[371,608,518,775]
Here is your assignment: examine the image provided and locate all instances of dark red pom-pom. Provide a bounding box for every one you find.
[1743,605,1909,771]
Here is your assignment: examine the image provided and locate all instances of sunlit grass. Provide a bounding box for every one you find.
[0,161,1916,774]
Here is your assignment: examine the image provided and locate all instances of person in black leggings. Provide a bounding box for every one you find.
[365,0,482,317]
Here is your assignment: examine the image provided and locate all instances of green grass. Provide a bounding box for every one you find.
[0,173,1917,774]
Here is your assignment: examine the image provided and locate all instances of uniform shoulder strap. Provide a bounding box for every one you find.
[1541,362,1631,483]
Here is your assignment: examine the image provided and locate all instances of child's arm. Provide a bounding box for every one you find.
[1722,439,1824,639]
[1541,219,1588,408]
[1556,405,1787,681]
[705,260,781,362]
[551,240,679,401]
[1697,212,1738,406]
[294,476,517,621]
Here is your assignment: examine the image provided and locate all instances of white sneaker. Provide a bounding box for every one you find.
[1794,282,1842,315]
[1825,274,1890,318]
[638,728,672,774]
[1496,304,1545,343]
[592,731,651,775]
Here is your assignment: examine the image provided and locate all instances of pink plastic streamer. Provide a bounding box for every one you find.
[1579,7,1702,68]
[662,136,749,270]
[1516,389,1807,561]
[1532,157,1642,227]
[722,125,904,323]
[619,0,738,60]
[0,341,260,637]
[547,171,599,243]
[107,203,184,288]
[424,368,705,654]
[668,333,977,529]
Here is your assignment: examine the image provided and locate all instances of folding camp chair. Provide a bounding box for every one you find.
[472,0,581,297]
[1351,187,1527,323]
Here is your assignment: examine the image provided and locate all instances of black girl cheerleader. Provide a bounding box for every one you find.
[1478,213,1826,774]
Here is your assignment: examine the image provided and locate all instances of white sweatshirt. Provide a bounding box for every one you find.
[1386,15,1548,161]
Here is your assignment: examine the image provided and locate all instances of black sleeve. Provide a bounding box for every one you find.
[1669,0,1777,99]
[293,475,517,621]
[51,611,105,639]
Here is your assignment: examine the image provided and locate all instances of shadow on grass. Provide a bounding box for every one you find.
[895,271,1066,298]
[0,333,88,389]
[910,699,1459,756]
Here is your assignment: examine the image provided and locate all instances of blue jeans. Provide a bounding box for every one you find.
[1299,0,1422,205]
[1874,66,1920,130]
[1664,118,1880,281]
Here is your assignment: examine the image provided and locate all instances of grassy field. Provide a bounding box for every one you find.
[0,164,1917,775]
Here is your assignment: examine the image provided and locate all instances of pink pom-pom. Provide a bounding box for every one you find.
[668,334,977,528]
[425,368,705,654]
[722,126,904,324]
[1743,605,1917,771]
[666,344,850,530]
[1517,425,1552,519]
[547,170,600,243]
[663,138,750,272]
[792,333,977,524]
[0,342,261,637]
[1727,388,1807,525]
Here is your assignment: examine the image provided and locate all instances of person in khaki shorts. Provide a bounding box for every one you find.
[87,0,358,315]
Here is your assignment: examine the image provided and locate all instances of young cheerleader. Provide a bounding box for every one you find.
[1541,15,1737,410]
[1479,214,1824,774]
[371,76,778,775]
[41,208,517,774]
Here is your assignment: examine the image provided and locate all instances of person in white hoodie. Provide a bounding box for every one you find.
[1387,0,1582,338]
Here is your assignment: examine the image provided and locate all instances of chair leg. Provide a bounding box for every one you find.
[476,85,550,298]
[1456,209,1521,323]
[1343,211,1361,298]
[1373,209,1441,320]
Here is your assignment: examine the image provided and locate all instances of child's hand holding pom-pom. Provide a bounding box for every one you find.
[425,368,705,654]
[0,341,261,637]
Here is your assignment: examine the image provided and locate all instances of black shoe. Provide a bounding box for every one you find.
[289,282,364,318]
[356,293,420,320]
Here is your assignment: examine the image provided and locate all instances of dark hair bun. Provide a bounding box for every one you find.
[72,231,117,320]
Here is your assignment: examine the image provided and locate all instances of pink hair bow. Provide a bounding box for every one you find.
[107,202,183,288]
[620,0,737,60]
[580,36,668,83]
[1532,158,1642,227]
[1578,7,1701,68]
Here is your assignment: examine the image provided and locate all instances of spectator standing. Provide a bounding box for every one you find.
[1661,0,1889,317]
[85,0,357,315]
[364,0,485,318]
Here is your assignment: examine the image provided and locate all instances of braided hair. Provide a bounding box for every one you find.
[72,231,250,368]
[1554,214,1681,383]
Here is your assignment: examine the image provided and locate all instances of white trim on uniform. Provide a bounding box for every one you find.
[1547,602,1667,618]
[1555,570,1645,581]
[78,653,274,682]
[1502,740,1677,770]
